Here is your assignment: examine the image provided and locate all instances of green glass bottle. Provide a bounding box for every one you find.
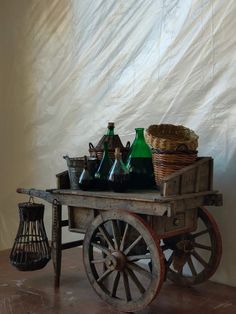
[126,128,154,189]
[94,141,113,190]
[108,148,129,192]
[106,122,115,135]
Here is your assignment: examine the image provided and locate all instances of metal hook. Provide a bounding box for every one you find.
[28,196,35,204]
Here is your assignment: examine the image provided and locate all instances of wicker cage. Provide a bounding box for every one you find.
[10,202,51,271]
[145,124,199,186]
[89,139,130,161]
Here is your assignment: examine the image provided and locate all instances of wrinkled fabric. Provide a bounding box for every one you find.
[0,0,236,286]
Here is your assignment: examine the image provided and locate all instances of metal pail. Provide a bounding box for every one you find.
[63,155,98,189]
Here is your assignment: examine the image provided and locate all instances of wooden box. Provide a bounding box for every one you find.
[160,157,213,197]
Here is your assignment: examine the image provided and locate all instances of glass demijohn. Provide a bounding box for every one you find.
[94,141,113,189]
[108,147,129,192]
[79,156,95,190]
[126,128,154,189]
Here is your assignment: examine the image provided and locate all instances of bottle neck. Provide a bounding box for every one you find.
[107,127,114,136]
[135,128,145,141]
[107,122,115,136]
[127,127,152,159]
[103,142,109,157]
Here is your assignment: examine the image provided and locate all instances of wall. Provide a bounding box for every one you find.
[0,0,236,286]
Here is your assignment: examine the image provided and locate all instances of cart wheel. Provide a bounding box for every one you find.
[162,207,222,286]
[83,210,165,312]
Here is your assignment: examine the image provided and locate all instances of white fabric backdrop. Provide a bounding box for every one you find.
[1,0,236,286]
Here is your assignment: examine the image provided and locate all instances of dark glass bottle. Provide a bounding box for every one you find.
[79,156,95,191]
[108,148,129,192]
[94,141,113,190]
[126,128,154,189]
[106,122,115,136]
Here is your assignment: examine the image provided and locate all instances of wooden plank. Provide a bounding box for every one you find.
[195,166,200,193]
[17,188,172,217]
[160,157,214,197]
[68,207,95,232]
[61,240,83,250]
[209,158,214,190]
[17,188,222,219]
[50,188,166,202]
[161,157,212,182]
[56,171,70,189]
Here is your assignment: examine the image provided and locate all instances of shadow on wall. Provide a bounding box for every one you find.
[0,2,38,249]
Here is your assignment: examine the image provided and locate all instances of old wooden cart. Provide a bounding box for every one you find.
[17,157,223,312]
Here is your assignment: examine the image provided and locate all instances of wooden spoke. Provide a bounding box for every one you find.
[98,226,115,250]
[91,258,106,264]
[111,271,120,297]
[187,256,197,276]
[119,223,129,251]
[166,251,174,267]
[164,207,222,286]
[83,210,165,312]
[161,244,169,251]
[122,271,131,301]
[192,228,210,239]
[127,254,151,262]
[127,262,152,280]
[91,242,110,256]
[111,220,120,250]
[193,242,212,251]
[191,250,209,269]
[125,268,145,294]
[124,235,143,255]
[97,268,113,283]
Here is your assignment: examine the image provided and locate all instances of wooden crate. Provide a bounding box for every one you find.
[151,208,198,238]
[160,157,213,197]
[68,206,96,233]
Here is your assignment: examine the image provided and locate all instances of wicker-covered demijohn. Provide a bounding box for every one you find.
[89,123,130,161]
[145,124,199,185]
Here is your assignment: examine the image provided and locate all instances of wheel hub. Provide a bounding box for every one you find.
[105,251,126,271]
[176,239,194,253]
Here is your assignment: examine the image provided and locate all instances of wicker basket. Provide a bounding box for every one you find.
[145,124,198,186]
[152,150,197,185]
[145,124,198,151]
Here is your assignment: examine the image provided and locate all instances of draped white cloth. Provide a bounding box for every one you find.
[1,0,236,286]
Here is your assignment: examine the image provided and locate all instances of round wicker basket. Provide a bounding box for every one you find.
[152,150,197,185]
[145,124,199,186]
[145,124,198,151]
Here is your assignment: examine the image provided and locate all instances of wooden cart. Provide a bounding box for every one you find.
[17,157,223,312]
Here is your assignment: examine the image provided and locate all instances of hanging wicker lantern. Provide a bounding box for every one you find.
[10,199,51,271]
